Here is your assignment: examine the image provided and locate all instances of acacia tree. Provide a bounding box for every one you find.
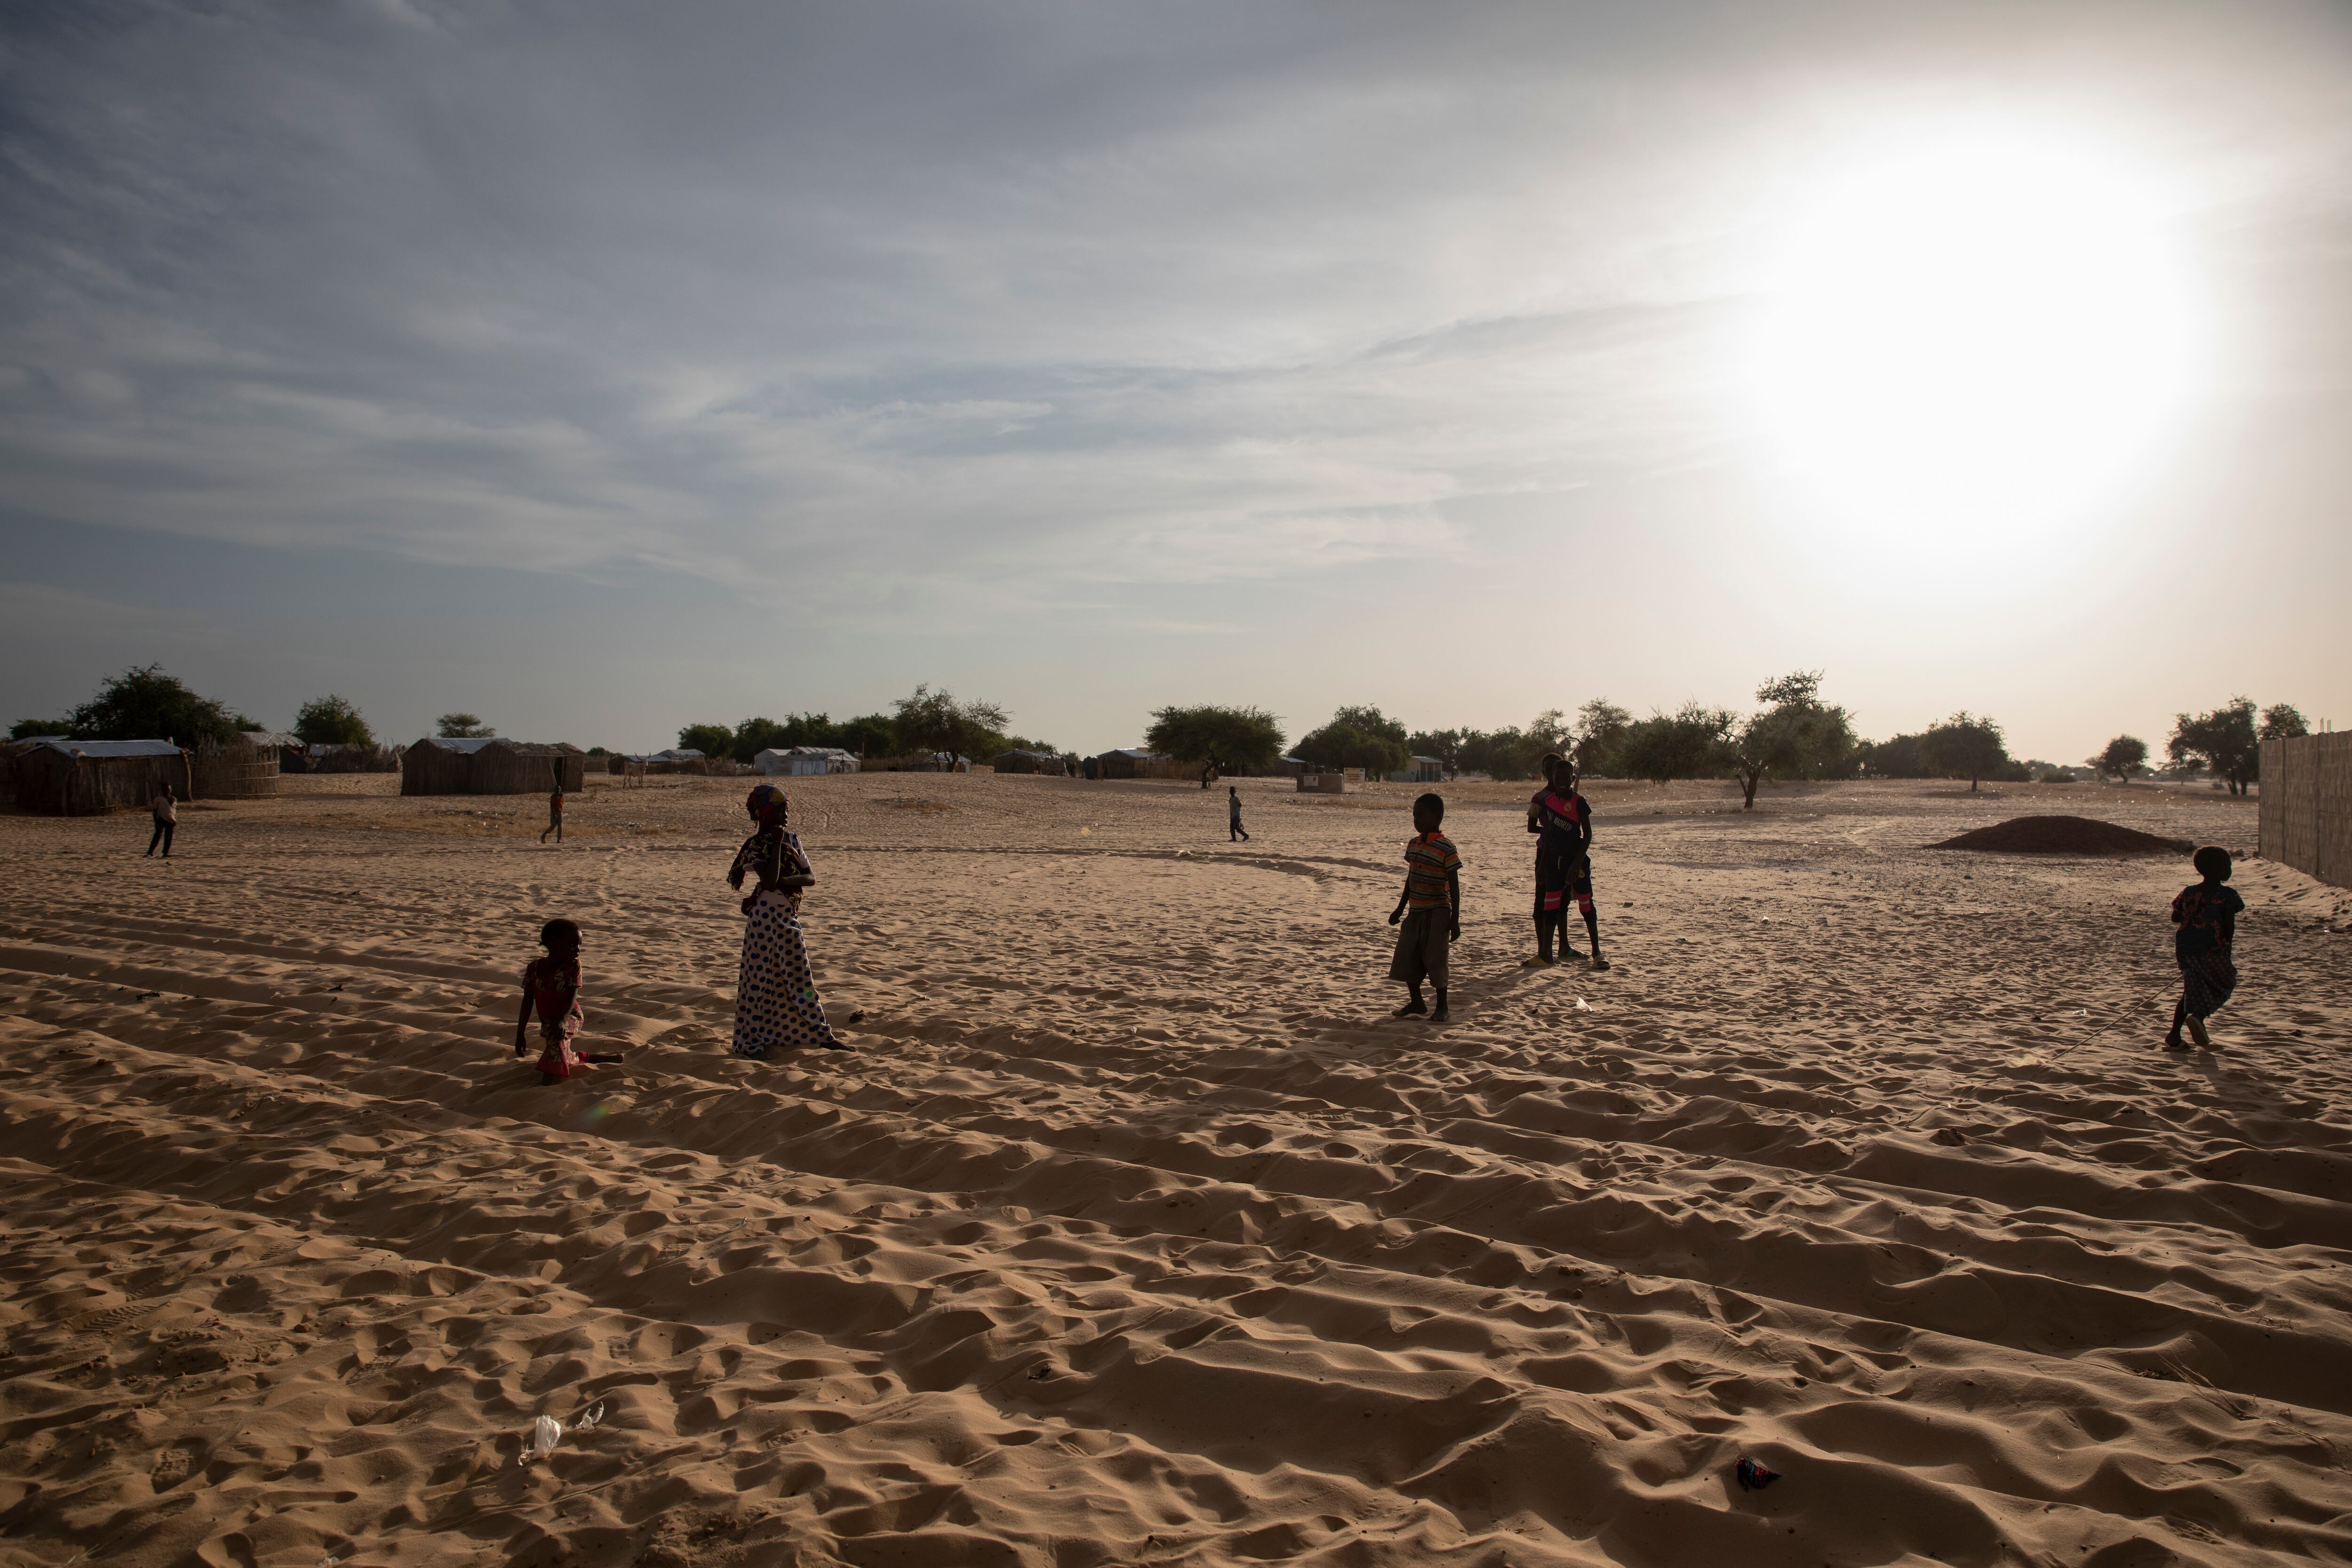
[836,714,899,757]
[1727,671,1857,808]
[1456,726,1535,780]
[2259,703,2310,741]
[1573,699,1632,778]
[1923,711,2010,792]
[1615,702,1737,782]
[2088,735,2147,781]
[2169,697,2261,794]
[58,665,254,745]
[437,713,495,738]
[676,722,733,756]
[1144,705,1286,769]
[1293,705,1409,776]
[294,694,373,748]
[892,684,1009,759]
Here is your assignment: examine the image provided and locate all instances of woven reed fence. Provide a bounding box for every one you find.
[188,735,279,799]
[2259,733,2352,890]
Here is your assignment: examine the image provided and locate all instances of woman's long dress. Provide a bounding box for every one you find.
[729,828,834,1056]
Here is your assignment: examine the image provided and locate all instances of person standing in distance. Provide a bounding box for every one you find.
[145,782,177,859]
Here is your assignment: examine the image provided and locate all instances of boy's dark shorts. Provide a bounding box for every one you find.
[1538,851,1594,913]
[1389,907,1451,989]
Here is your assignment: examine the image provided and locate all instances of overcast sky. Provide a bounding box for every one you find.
[3,0,2347,759]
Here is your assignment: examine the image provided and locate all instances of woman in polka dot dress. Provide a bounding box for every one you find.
[727,784,849,1055]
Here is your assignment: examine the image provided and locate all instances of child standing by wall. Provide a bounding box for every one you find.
[514,918,624,1083]
[1387,792,1462,1022]
[2166,845,2245,1051]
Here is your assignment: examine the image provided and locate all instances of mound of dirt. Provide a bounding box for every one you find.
[1930,815,2193,856]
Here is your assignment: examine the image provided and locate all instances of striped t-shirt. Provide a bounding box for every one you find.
[1404,831,1462,909]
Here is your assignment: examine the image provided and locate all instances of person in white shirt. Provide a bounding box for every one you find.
[146,784,177,858]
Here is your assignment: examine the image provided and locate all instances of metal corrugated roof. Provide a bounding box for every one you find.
[35,739,183,758]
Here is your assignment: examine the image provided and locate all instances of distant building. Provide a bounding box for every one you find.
[189,733,280,799]
[1391,756,1444,783]
[10,739,191,816]
[1094,748,1188,780]
[402,736,587,795]
[755,747,861,776]
[243,730,308,773]
[990,748,1065,775]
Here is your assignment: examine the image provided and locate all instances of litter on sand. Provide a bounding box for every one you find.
[1735,1456,1780,1491]
[518,1401,605,1465]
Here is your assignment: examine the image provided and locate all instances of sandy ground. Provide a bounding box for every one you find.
[0,772,2347,1568]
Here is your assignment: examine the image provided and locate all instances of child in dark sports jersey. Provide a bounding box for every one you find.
[1527,760,1609,970]
[514,919,624,1084]
[2165,846,2245,1051]
[1525,756,1573,964]
[1388,793,1462,1022]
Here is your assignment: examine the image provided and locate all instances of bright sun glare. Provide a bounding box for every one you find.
[1750,124,2200,554]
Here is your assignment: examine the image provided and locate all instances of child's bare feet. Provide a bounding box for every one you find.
[2162,1034,2190,1051]
[2186,1015,2211,1049]
[1430,1005,1449,1023]
[1392,998,1427,1018]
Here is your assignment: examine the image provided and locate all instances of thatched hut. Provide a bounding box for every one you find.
[189,733,280,799]
[13,740,192,815]
[0,736,64,808]
[401,736,586,796]
[243,730,308,775]
[1095,748,1189,780]
[989,748,1063,775]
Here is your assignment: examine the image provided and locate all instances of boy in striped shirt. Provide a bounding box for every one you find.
[1388,792,1462,1022]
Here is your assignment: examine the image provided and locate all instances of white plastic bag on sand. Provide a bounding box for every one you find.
[518,1402,606,1465]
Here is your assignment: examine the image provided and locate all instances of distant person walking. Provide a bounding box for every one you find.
[541,784,564,844]
[727,784,849,1055]
[2165,845,2244,1051]
[145,783,177,859]
[1228,785,1249,843]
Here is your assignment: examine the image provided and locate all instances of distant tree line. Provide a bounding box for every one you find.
[16,666,2317,804]
[676,685,1057,766]
[10,664,475,756]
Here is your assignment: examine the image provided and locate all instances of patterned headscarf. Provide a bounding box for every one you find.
[745,783,788,821]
